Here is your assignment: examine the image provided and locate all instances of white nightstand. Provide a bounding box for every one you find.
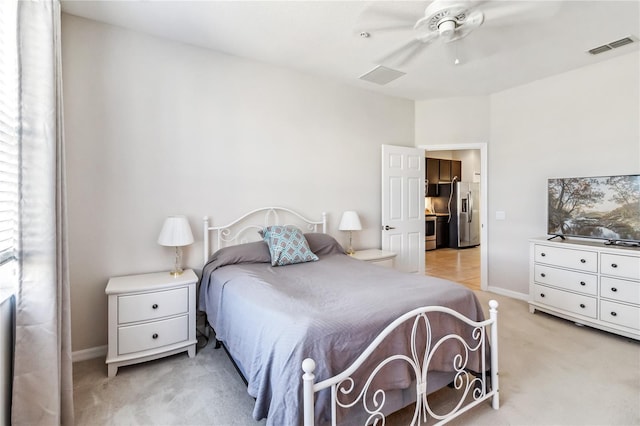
[351,249,397,268]
[105,269,198,377]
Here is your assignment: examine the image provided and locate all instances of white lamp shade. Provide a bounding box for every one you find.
[338,211,362,231]
[157,216,194,247]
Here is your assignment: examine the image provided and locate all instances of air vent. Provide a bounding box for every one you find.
[588,45,612,55]
[609,37,634,49]
[359,65,406,85]
[588,36,636,55]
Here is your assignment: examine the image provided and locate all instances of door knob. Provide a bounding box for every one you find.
[383,225,396,230]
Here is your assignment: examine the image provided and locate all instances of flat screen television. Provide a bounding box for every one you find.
[547,174,640,245]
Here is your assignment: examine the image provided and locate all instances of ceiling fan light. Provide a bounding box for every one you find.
[438,19,456,38]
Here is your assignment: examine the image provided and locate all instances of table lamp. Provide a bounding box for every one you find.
[158,215,194,276]
[339,211,362,255]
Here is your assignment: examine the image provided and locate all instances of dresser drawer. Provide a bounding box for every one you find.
[533,264,597,295]
[532,284,597,318]
[118,314,189,355]
[534,245,597,272]
[118,287,188,324]
[600,254,640,280]
[600,277,640,305]
[600,300,640,331]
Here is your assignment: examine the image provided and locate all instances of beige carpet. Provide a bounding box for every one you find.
[73,291,640,425]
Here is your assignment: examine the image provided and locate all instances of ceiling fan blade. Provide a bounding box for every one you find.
[481,1,561,26]
[395,40,433,66]
[376,34,437,67]
[353,22,415,36]
[357,3,421,26]
[376,38,422,64]
[354,2,422,35]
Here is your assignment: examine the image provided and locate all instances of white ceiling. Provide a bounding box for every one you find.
[60,0,640,101]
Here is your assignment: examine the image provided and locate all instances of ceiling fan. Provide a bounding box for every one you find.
[413,0,485,45]
[358,0,558,66]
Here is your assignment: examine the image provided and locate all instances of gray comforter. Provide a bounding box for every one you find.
[198,240,486,425]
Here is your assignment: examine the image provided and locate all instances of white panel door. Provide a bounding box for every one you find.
[381,145,425,273]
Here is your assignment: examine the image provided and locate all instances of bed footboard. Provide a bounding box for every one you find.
[302,300,499,426]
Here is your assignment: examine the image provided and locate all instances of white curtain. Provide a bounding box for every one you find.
[11,1,74,424]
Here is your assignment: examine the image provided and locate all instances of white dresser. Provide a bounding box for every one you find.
[529,238,640,340]
[105,269,198,377]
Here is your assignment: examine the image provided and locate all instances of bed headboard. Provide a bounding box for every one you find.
[203,207,327,264]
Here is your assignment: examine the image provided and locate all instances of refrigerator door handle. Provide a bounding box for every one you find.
[468,191,473,223]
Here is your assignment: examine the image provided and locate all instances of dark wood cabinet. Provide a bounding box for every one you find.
[426,158,440,196]
[426,158,440,185]
[439,160,451,182]
[451,160,461,181]
[426,158,462,182]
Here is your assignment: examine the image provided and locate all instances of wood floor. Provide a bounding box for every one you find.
[425,246,481,291]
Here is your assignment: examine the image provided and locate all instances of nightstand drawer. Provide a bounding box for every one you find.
[118,287,188,324]
[118,314,189,355]
[370,258,394,268]
[351,249,396,269]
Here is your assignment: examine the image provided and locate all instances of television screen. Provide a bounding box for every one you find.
[547,174,640,243]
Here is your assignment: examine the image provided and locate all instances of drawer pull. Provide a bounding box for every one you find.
[611,263,618,268]
[611,312,617,317]
[540,293,545,298]
[152,333,159,339]
[580,281,586,286]
[580,259,586,264]
[579,303,586,308]
[541,253,546,257]
[540,273,546,278]
[611,287,618,292]
[152,304,158,309]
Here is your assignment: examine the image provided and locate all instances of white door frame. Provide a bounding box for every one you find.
[417,142,488,291]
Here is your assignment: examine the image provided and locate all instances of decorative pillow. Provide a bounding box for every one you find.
[304,233,346,256]
[259,225,319,266]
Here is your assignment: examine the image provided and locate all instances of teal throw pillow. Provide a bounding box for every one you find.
[260,225,319,266]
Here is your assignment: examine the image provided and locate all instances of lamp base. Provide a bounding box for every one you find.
[169,268,184,277]
[345,231,355,256]
[169,246,184,277]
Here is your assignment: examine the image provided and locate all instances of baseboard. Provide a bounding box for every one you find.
[72,345,107,363]
[486,286,529,301]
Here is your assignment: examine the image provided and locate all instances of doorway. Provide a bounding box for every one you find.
[425,246,481,290]
[418,143,488,291]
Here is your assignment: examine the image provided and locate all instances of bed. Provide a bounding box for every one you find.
[198,207,498,425]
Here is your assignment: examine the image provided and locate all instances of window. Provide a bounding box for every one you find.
[0,0,20,291]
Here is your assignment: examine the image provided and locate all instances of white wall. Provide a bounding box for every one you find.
[416,51,640,296]
[415,96,490,144]
[489,51,639,295]
[62,15,414,352]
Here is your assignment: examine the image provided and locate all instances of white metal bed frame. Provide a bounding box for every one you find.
[202,206,327,264]
[201,207,499,425]
[302,301,500,426]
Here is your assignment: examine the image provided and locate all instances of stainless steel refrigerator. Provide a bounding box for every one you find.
[449,182,480,248]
